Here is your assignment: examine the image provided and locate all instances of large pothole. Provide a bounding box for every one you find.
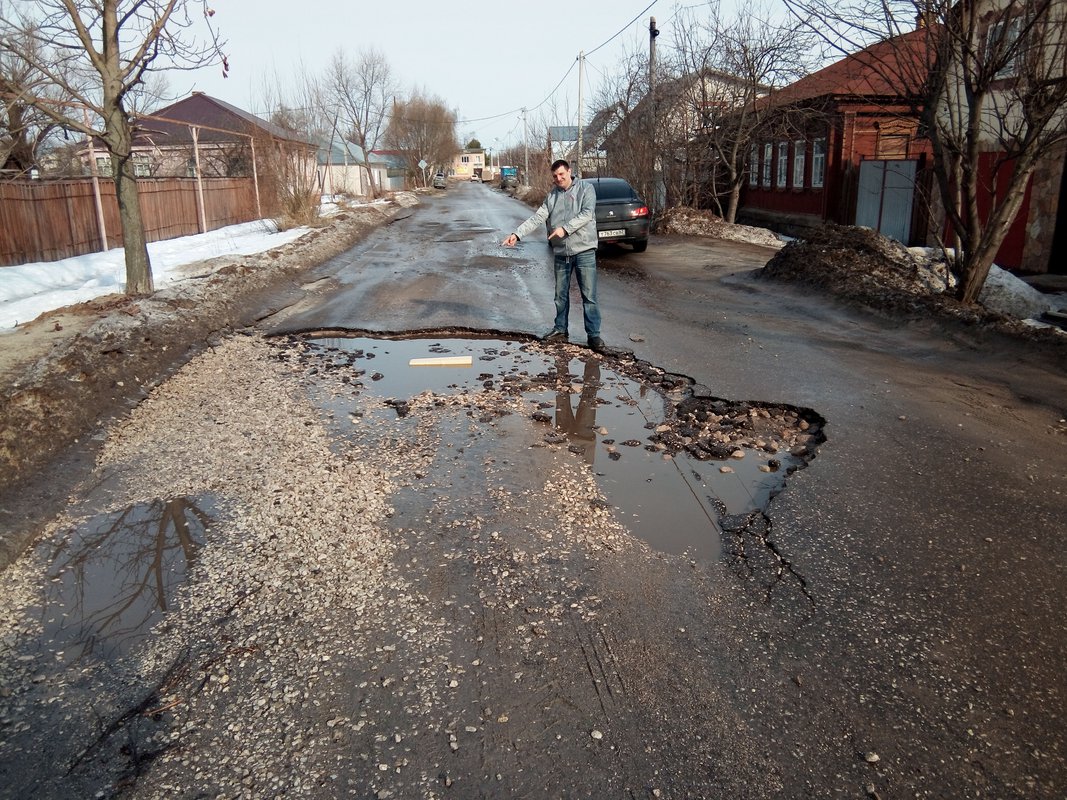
[271,333,825,561]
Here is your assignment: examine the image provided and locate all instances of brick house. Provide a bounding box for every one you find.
[738,28,936,248]
[738,16,1066,275]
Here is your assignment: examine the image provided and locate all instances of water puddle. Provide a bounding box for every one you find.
[29,496,215,666]
[279,336,822,560]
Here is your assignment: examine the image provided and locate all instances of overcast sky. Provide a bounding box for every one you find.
[176,0,689,152]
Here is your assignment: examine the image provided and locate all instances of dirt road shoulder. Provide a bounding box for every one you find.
[0,201,409,569]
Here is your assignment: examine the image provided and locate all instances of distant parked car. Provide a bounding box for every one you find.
[470,172,480,182]
[584,177,650,252]
[432,173,446,189]
[546,177,651,252]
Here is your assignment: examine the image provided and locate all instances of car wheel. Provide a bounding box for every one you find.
[632,240,648,253]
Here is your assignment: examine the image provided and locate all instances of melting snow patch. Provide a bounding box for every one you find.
[979,265,1053,320]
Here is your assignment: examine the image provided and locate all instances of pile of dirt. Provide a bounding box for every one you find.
[763,224,984,317]
[658,206,785,249]
[0,201,405,496]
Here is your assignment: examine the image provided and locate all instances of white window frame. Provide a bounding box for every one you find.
[761,143,772,188]
[987,14,1025,80]
[812,138,826,188]
[776,142,788,188]
[749,144,758,187]
[133,156,152,177]
[792,139,806,188]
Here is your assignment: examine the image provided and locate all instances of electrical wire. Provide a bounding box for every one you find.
[454,57,576,123]
[526,58,578,113]
[586,0,659,57]
[461,1,657,125]
[250,2,664,143]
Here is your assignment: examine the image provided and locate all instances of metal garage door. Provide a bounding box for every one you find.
[855,159,917,244]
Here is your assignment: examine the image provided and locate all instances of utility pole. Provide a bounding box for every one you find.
[576,51,584,179]
[522,107,529,185]
[648,16,660,209]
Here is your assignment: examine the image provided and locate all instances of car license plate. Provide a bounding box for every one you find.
[599,229,626,238]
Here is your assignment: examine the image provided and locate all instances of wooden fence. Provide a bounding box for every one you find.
[0,176,271,267]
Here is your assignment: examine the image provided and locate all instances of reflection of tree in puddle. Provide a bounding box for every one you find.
[554,355,601,465]
[37,497,211,666]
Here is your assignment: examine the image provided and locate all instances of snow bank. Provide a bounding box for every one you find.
[0,219,310,331]
[978,265,1053,320]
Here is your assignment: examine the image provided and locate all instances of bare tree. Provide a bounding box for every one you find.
[0,0,226,295]
[784,0,1067,303]
[254,64,331,222]
[671,2,818,221]
[324,48,396,199]
[385,89,459,185]
[593,44,660,209]
[0,23,63,174]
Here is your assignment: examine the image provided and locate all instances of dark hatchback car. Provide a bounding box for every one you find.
[584,176,650,252]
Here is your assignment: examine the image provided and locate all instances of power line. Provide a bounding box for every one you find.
[663,1,708,26]
[527,59,578,113]
[252,3,664,139]
[586,0,659,56]
[454,2,658,128]
[452,57,576,124]
[456,107,525,125]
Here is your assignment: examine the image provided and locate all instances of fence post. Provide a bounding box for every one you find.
[83,107,109,251]
[191,126,207,233]
[250,136,262,219]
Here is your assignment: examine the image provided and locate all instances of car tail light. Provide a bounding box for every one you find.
[631,206,649,217]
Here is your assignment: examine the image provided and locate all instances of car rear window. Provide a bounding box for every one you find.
[587,179,636,201]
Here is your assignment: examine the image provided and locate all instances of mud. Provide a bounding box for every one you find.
[760,223,1067,358]
[0,204,404,571]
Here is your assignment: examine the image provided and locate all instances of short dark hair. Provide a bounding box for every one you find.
[550,159,570,172]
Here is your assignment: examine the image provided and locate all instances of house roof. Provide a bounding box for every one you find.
[134,92,317,148]
[368,150,407,169]
[627,68,769,118]
[583,104,623,150]
[315,142,406,167]
[760,27,933,109]
[317,139,366,166]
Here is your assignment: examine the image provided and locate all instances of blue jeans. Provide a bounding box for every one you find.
[553,249,600,337]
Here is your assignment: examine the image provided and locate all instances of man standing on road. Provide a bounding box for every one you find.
[501,159,606,352]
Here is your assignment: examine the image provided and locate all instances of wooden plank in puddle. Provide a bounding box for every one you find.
[408,356,474,367]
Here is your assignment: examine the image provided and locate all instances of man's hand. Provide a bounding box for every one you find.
[549,227,566,240]
[502,233,518,247]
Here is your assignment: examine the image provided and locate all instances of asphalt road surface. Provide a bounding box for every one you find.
[271,182,1067,798]
[2,181,1064,799]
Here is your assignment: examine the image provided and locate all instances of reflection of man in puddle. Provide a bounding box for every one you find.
[555,355,601,465]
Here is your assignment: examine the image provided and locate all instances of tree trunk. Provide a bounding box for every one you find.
[105,108,153,296]
[954,159,1034,305]
[361,136,379,198]
[114,157,153,295]
[724,162,742,224]
[725,183,741,224]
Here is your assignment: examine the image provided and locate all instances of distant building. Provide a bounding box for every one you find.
[451,148,486,180]
[77,92,317,181]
